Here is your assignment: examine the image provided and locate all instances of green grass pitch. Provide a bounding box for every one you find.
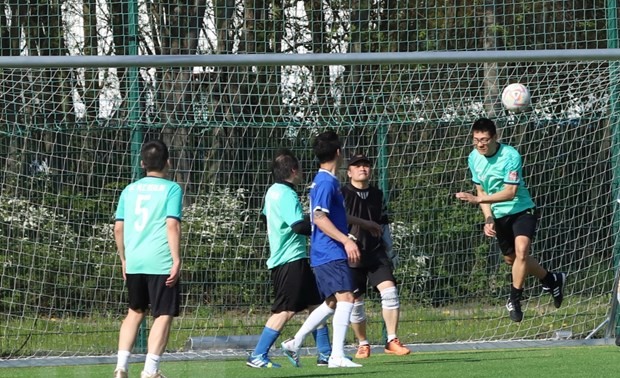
[1,345,618,378]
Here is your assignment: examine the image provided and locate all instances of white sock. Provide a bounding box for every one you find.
[115,350,131,371]
[331,301,354,358]
[359,340,369,346]
[387,334,397,343]
[293,302,334,348]
[143,353,161,374]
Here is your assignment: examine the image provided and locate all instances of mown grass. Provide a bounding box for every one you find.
[2,346,619,378]
[1,294,611,358]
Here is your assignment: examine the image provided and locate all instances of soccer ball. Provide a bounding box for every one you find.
[501,83,531,112]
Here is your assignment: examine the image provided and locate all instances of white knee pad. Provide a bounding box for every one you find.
[349,301,366,324]
[380,286,399,310]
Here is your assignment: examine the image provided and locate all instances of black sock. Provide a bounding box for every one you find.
[510,285,524,300]
[541,271,554,286]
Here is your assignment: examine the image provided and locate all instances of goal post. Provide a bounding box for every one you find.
[1,51,619,359]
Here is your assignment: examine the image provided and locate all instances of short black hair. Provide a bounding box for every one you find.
[472,118,497,136]
[272,148,299,182]
[141,140,169,172]
[312,130,341,164]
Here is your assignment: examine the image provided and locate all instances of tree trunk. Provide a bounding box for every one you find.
[483,0,500,119]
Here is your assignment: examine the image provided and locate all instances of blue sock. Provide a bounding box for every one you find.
[312,325,332,356]
[252,327,280,357]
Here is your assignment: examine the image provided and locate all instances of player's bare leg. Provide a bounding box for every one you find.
[377,281,410,355]
[265,311,295,331]
[118,308,145,351]
[115,308,146,377]
[512,235,546,288]
[350,299,370,358]
[141,315,173,377]
[507,235,547,322]
[512,235,566,309]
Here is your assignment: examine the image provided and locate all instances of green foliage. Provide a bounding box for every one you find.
[0,194,121,317]
[0,186,272,318]
[180,188,270,309]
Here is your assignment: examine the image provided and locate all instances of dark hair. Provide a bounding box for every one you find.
[272,148,299,182]
[472,118,497,136]
[312,130,341,163]
[141,140,169,172]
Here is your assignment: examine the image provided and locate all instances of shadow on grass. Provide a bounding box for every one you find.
[380,350,548,366]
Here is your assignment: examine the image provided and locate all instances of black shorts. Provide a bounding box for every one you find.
[126,274,180,317]
[270,258,322,313]
[494,208,538,256]
[350,252,396,297]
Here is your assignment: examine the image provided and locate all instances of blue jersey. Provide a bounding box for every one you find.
[309,169,348,267]
[468,143,535,218]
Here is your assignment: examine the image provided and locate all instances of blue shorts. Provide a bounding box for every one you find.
[313,259,356,299]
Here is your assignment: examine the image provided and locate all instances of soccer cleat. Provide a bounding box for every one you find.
[506,297,523,322]
[281,338,301,367]
[318,353,353,365]
[328,355,362,368]
[140,371,166,378]
[317,352,330,366]
[549,272,567,308]
[113,368,128,378]
[246,354,281,368]
[355,344,371,358]
[384,338,411,355]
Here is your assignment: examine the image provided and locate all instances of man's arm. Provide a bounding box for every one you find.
[166,218,182,287]
[313,210,360,265]
[475,185,496,237]
[291,215,312,236]
[113,220,126,280]
[347,214,382,237]
[476,184,518,205]
[455,183,518,207]
[475,185,494,224]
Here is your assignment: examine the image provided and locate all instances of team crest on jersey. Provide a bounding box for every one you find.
[508,171,519,181]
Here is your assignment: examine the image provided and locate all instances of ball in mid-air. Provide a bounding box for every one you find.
[501,83,531,112]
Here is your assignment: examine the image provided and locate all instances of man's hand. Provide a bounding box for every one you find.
[166,264,181,287]
[344,238,361,266]
[483,217,496,237]
[362,220,382,237]
[455,192,480,205]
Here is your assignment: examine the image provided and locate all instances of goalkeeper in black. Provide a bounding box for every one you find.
[342,154,411,359]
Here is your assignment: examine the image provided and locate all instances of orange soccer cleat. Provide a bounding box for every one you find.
[384,338,411,355]
[355,344,371,359]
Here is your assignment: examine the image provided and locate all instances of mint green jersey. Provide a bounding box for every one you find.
[115,176,183,274]
[467,143,535,218]
[262,182,307,269]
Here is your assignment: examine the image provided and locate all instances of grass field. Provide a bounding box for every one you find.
[2,295,610,357]
[1,345,618,377]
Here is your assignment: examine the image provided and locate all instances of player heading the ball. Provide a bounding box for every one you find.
[455,118,566,323]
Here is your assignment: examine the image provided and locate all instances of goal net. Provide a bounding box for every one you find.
[0,0,618,359]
